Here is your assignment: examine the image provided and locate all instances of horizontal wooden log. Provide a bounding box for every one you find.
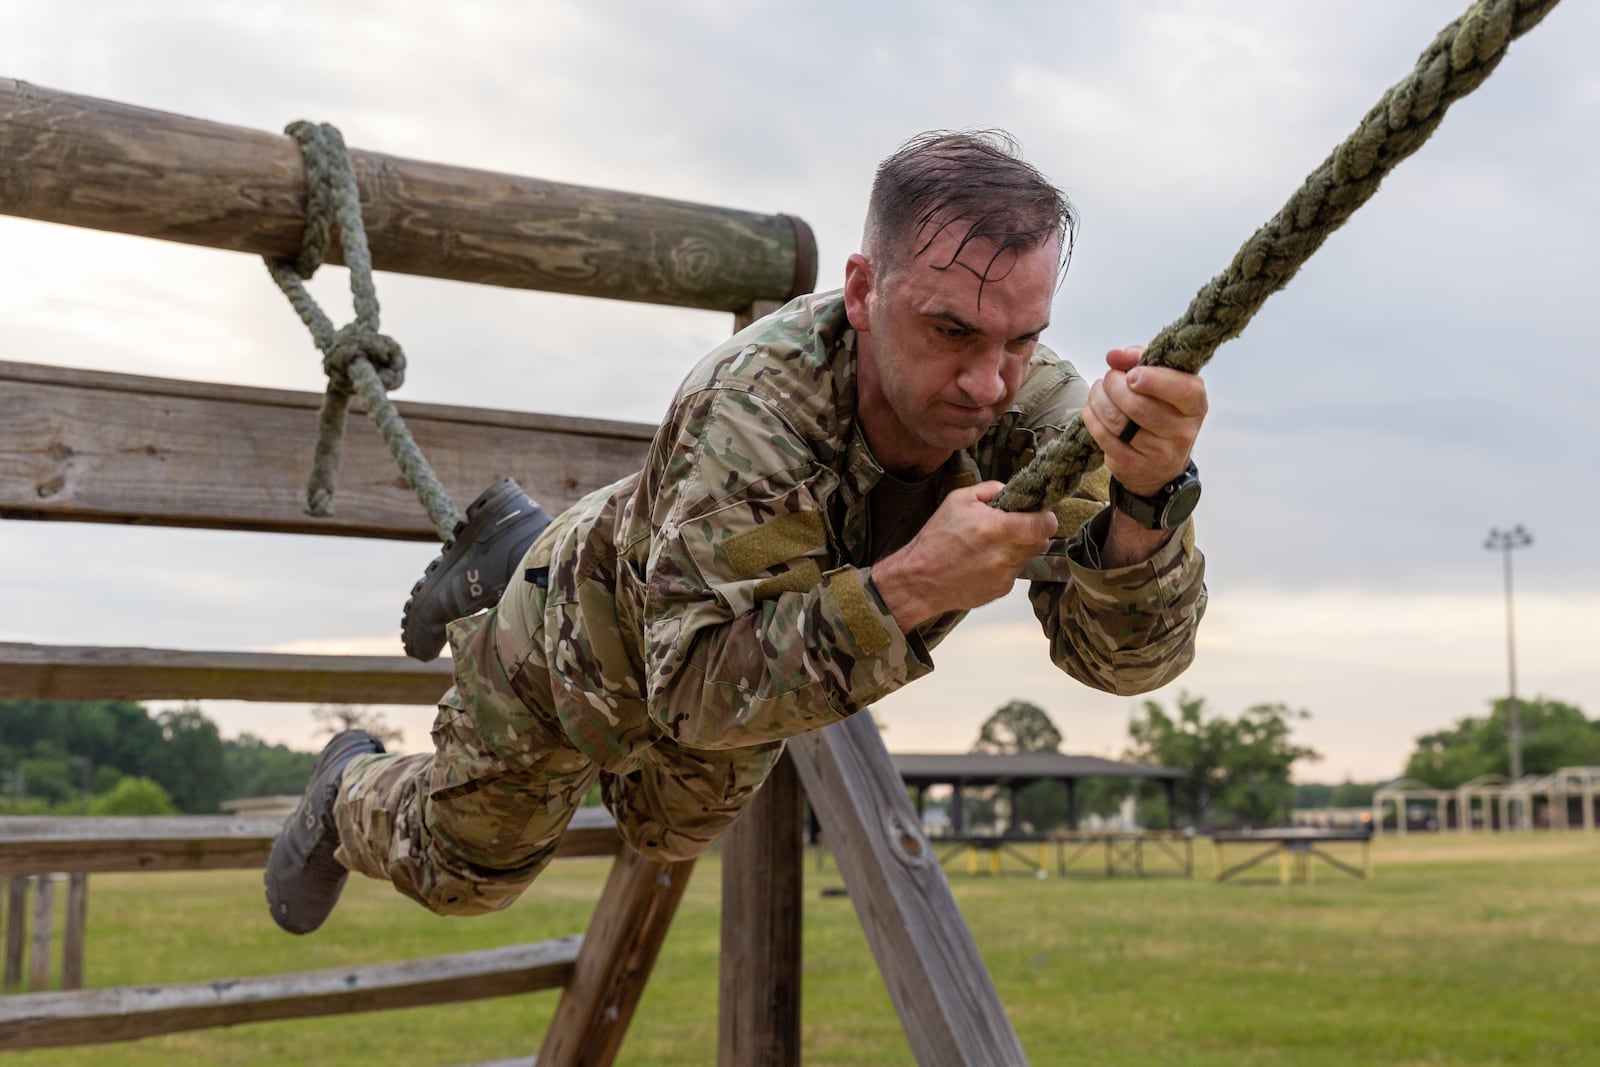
[0,642,454,704]
[0,938,580,1050]
[0,807,620,877]
[0,360,652,539]
[0,78,816,311]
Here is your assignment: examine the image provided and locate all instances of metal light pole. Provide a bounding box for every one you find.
[1485,525,1532,825]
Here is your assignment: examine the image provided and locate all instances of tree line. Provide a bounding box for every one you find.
[7,691,1593,824]
[960,690,1596,831]
[0,700,321,815]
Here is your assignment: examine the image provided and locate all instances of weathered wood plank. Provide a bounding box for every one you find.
[3,878,25,990]
[718,751,803,1067]
[0,808,620,877]
[0,79,816,311]
[0,360,652,539]
[0,642,454,704]
[60,874,86,991]
[538,848,695,1067]
[789,713,1029,1066]
[27,876,52,992]
[0,938,581,1050]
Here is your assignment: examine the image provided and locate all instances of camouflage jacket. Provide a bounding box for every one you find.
[536,291,1205,771]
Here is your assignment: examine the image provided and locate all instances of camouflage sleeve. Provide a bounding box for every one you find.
[1009,356,1207,695]
[1025,506,1206,695]
[640,387,932,750]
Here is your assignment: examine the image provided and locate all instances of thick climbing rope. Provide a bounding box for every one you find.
[265,121,465,540]
[995,0,1563,513]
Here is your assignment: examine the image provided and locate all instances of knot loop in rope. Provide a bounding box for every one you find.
[282,120,337,279]
[324,323,406,393]
[265,120,463,539]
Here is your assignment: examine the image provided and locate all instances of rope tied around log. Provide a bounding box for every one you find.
[994,0,1561,513]
[265,120,464,539]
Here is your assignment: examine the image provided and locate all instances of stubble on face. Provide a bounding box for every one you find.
[849,227,1058,478]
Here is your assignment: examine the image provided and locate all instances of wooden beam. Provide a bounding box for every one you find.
[538,849,695,1067]
[718,751,803,1067]
[0,642,453,704]
[0,808,621,877]
[0,938,580,1051]
[27,877,52,992]
[788,713,1029,1066]
[0,360,652,539]
[0,79,816,312]
[60,874,87,991]
[3,878,24,991]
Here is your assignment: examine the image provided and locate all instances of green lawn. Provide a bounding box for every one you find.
[7,832,1599,1065]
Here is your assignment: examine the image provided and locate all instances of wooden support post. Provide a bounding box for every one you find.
[5,877,26,990]
[61,873,88,990]
[538,850,695,1067]
[29,876,54,991]
[718,752,803,1067]
[789,712,1028,1066]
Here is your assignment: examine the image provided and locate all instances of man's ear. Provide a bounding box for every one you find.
[843,253,875,333]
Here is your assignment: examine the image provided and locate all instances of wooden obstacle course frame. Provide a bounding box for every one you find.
[0,82,1027,1065]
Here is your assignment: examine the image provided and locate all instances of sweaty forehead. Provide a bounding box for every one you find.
[898,227,1057,322]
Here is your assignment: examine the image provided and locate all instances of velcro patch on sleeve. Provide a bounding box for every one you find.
[723,510,826,578]
[1051,497,1104,536]
[1078,465,1111,501]
[827,568,889,656]
[753,559,823,600]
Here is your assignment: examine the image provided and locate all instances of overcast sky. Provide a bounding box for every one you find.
[4,0,1596,782]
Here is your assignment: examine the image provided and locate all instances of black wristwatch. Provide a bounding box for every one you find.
[1109,459,1201,531]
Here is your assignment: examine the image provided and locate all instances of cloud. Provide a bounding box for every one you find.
[4,0,1595,782]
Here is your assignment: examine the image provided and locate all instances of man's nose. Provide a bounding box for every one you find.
[956,347,1007,406]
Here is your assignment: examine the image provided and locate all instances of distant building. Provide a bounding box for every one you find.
[890,751,1184,835]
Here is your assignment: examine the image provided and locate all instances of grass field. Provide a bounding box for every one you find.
[8,832,1599,1065]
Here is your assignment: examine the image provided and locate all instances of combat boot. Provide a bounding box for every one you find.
[264,729,385,935]
[399,477,552,661]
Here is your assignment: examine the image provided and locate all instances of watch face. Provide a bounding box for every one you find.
[1162,481,1202,528]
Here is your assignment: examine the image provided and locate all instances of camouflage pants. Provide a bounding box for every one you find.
[333,547,780,917]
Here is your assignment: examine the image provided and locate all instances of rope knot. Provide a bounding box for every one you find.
[325,324,406,392]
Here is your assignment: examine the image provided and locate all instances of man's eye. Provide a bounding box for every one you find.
[935,326,969,340]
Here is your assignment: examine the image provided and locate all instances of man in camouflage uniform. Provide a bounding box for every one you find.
[266,130,1209,932]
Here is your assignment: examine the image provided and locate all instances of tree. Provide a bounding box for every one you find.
[972,700,1063,755]
[90,777,177,816]
[1403,697,1598,787]
[1125,692,1320,828]
[971,700,1067,833]
[225,735,318,798]
[156,706,228,814]
[311,705,405,748]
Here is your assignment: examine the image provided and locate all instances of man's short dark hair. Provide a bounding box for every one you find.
[864,129,1077,289]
